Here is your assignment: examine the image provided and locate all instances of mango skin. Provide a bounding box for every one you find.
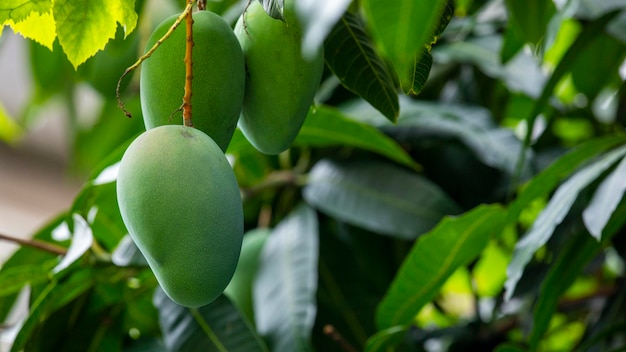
[116,125,243,307]
[234,1,324,155]
[140,11,245,151]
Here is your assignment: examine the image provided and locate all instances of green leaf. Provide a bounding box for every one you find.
[304,159,460,240]
[257,0,284,21]
[324,12,399,121]
[154,290,268,352]
[402,50,432,96]
[505,145,626,300]
[0,265,52,297]
[583,155,626,240]
[570,32,626,99]
[376,204,506,329]
[295,105,419,171]
[508,135,626,223]
[0,102,23,144]
[364,326,408,352]
[362,0,448,80]
[254,204,319,352]
[504,0,555,46]
[53,0,138,68]
[529,229,602,349]
[11,268,95,352]
[0,0,51,25]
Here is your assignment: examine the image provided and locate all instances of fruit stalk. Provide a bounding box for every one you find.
[183,0,194,127]
[116,1,194,118]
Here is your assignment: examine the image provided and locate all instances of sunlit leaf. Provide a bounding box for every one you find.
[7,10,56,49]
[505,145,626,300]
[295,105,418,171]
[254,204,318,352]
[0,0,51,25]
[376,204,506,329]
[303,159,460,240]
[324,12,399,121]
[155,290,267,351]
[53,0,138,68]
[362,0,448,79]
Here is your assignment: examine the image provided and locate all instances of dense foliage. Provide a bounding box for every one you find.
[1,0,626,351]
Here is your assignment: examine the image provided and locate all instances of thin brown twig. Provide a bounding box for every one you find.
[0,233,67,256]
[116,1,195,118]
[323,325,358,352]
[182,0,194,127]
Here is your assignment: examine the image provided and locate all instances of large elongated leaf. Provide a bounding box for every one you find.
[508,135,626,223]
[294,105,419,171]
[304,159,460,240]
[504,145,626,300]
[254,204,319,352]
[505,0,555,46]
[583,155,626,239]
[154,290,267,352]
[324,12,399,122]
[376,205,506,329]
[529,229,603,349]
[362,0,448,80]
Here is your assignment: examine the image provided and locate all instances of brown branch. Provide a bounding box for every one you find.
[182,0,194,127]
[323,325,358,352]
[0,233,67,256]
[116,2,195,118]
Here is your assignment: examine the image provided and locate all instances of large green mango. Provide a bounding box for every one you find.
[234,1,324,155]
[140,11,245,151]
[116,125,243,307]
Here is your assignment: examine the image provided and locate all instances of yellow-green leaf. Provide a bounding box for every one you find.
[7,10,56,49]
[0,0,52,24]
[0,103,23,144]
[53,0,137,68]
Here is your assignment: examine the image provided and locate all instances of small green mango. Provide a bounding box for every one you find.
[234,1,324,155]
[223,228,269,323]
[140,11,245,151]
[116,125,243,307]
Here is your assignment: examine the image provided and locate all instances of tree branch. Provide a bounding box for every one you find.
[0,233,67,256]
[182,0,194,127]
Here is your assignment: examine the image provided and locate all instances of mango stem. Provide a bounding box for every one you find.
[182,0,194,127]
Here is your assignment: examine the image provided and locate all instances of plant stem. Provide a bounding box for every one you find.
[0,233,67,256]
[116,1,195,118]
[182,0,194,127]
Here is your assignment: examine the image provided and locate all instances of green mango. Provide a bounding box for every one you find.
[116,125,243,307]
[223,228,270,323]
[140,11,245,151]
[234,1,324,155]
